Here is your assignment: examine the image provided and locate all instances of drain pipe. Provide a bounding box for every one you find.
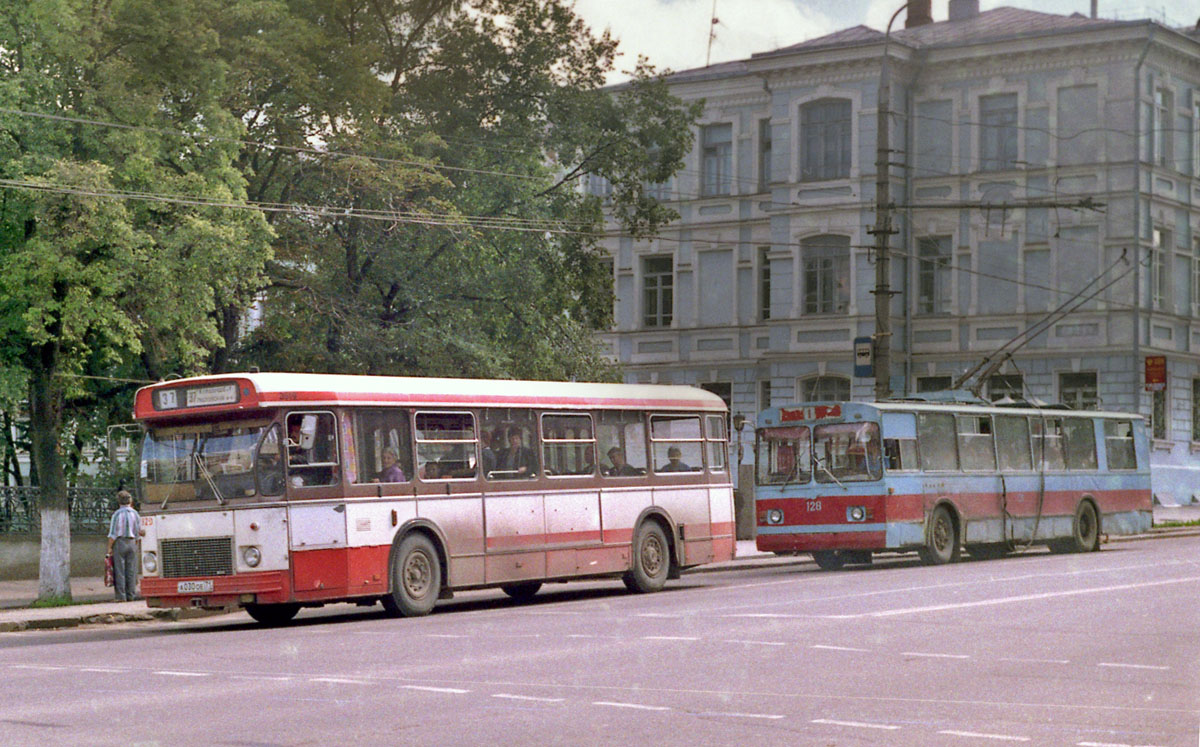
[1132,27,1154,415]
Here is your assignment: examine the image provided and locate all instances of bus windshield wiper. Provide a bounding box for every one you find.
[813,455,846,490]
[194,439,225,506]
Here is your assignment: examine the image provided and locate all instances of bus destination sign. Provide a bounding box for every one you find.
[780,404,841,422]
[154,383,239,410]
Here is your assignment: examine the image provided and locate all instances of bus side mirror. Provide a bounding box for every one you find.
[299,415,318,451]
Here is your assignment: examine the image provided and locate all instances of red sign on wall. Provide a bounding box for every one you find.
[1145,355,1166,392]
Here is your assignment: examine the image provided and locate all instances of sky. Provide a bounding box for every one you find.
[571,0,1190,82]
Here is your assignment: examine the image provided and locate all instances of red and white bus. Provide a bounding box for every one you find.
[133,373,734,623]
[755,399,1152,569]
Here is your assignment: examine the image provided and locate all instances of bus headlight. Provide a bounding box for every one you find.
[847,506,867,523]
[241,546,262,568]
[766,508,784,525]
[143,552,158,574]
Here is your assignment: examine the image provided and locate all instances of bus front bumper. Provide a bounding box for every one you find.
[143,570,291,609]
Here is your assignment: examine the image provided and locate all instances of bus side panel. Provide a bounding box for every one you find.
[709,486,736,561]
[545,489,602,578]
[483,492,547,584]
[418,495,485,587]
[344,499,416,594]
[600,488,649,545]
[653,486,713,566]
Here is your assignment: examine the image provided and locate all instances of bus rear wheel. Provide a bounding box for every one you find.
[623,521,669,593]
[1050,501,1099,554]
[918,505,959,565]
[245,602,300,626]
[811,550,845,571]
[500,582,542,601]
[382,533,441,617]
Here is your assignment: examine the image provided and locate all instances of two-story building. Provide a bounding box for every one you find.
[594,1,1200,506]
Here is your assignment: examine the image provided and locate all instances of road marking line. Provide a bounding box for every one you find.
[594,701,670,711]
[725,640,785,646]
[939,729,1030,741]
[230,675,292,682]
[425,634,469,638]
[12,665,67,671]
[642,635,699,641]
[849,576,1200,618]
[567,634,620,639]
[154,671,210,677]
[1077,741,1163,747]
[637,613,682,618]
[902,652,971,659]
[310,677,368,685]
[997,657,1069,665]
[812,644,870,653]
[80,667,127,673]
[1097,663,1170,671]
[492,693,564,703]
[812,718,900,730]
[403,685,470,694]
[699,711,784,720]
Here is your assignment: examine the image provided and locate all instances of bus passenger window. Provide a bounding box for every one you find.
[1062,418,1097,470]
[650,415,703,473]
[957,415,996,471]
[1032,418,1066,470]
[415,411,477,480]
[1104,420,1136,470]
[916,413,957,471]
[596,411,648,477]
[706,415,728,472]
[882,438,918,471]
[352,409,412,484]
[286,412,339,487]
[994,416,1032,471]
[541,413,595,477]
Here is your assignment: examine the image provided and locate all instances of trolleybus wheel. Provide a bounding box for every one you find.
[622,521,669,593]
[500,582,542,601]
[810,550,845,571]
[918,505,959,565]
[382,533,441,617]
[244,602,300,626]
[1051,500,1099,554]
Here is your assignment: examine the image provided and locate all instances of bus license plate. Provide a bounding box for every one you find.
[177,580,213,593]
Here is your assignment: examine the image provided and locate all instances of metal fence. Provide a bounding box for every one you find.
[0,486,118,535]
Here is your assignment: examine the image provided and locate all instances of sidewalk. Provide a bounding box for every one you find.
[1,508,1196,632]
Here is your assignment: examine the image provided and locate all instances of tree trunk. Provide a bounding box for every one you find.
[29,364,71,601]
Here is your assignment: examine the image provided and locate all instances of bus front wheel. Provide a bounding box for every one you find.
[1050,501,1099,554]
[501,582,542,601]
[623,521,670,593]
[811,551,845,571]
[382,533,441,617]
[918,505,959,565]
[244,602,300,626]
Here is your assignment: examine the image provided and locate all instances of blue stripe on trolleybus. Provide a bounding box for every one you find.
[758,523,887,535]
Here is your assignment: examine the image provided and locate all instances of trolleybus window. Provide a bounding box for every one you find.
[916,412,957,470]
[1104,420,1137,470]
[1062,417,1098,470]
[957,415,996,471]
[415,411,477,480]
[706,415,728,472]
[542,413,596,476]
[881,412,918,472]
[757,426,810,484]
[650,414,703,472]
[1032,417,1066,470]
[813,422,881,482]
[994,415,1032,471]
[596,411,647,476]
[353,409,413,484]
[286,412,339,487]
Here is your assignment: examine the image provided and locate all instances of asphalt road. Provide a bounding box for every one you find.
[3,536,1199,746]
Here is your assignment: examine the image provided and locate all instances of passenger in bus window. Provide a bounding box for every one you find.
[659,446,692,472]
[573,445,596,475]
[496,431,537,478]
[421,461,442,480]
[479,430,497,477]
[605,447,641,476]
[377,449,406,483]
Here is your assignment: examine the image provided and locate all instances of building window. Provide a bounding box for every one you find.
[1152,387,1167,440]
[800,98,851,181]
[1060,372,1098,410]
[1193,379,1200,442]
[758,246,771,321]
[701,123,732,197]
[759,380,772,412]
[802,235,850,314]
[799,376,850,402]
[987,374,1024,402]
[1193,101,1200,176]
[642,256,673,327]
[917,236,952,315]
[758,119,772,192]
[979,93,1018,171]
[1151,227,1170,310]
[1154,87,1173,169]
[917,376,952,393]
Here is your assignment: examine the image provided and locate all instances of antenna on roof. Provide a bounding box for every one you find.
[705,0,719,67]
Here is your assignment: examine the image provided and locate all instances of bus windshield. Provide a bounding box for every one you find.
[756,426,811,484]
[813,422,882,482]
[142,423,275,506]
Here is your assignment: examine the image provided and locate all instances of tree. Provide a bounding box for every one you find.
[0,0,272,599]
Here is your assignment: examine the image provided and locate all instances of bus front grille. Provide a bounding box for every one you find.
[160,537,234,578]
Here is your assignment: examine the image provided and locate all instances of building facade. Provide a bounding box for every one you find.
[595,1,1200,504]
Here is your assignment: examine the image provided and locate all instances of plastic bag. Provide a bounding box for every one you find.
[104,554,114,587]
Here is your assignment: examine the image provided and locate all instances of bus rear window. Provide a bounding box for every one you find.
[756,426,810,484]
[813,423,881,483]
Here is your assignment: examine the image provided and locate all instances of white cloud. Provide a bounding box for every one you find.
[572,0,840,82]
